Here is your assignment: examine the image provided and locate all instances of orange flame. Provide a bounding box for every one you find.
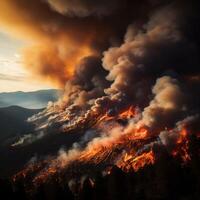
[172,128,191,163]
[117,150,155,172]
[98,106,136,124]
[118,106,135,119]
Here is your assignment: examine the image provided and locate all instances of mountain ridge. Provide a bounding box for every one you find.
[0,89,61,109]
[0,105,42,146]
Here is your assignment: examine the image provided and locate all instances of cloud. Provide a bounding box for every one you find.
[0,73,24,82]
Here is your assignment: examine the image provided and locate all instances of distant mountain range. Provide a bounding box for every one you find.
[0,89,61,109]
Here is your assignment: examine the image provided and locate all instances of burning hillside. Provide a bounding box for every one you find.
[13,99,199,192]
[1,0,199,199]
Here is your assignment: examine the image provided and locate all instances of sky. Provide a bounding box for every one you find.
[0,31,54,92]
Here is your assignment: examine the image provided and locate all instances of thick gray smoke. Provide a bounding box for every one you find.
[140,76,186,130]
[102,3,199,104]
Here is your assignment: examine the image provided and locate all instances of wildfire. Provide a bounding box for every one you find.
[118,106,135,119]
[117,150,155,172]
[172,128,191,163]
[3,1,199,197]
[98,106,136,124]
[12,105,195,190]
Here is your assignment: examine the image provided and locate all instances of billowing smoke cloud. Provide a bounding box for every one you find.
[102,3,200,104]
[140,76,186,130]
[0,0,162,86]
[0,1,108,86]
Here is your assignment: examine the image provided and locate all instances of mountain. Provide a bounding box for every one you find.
[0,106,42,146]
[0,105,82,177]
[0,89,60,109]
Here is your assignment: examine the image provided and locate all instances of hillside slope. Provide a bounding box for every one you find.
[0,106,42,145]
